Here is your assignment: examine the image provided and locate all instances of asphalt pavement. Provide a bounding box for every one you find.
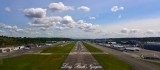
[60,42,103,70]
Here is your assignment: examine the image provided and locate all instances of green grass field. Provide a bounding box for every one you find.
[0,54,67,70]
[0,42,76,70]
[82,42,103,52]
[41,42,75,53]
[93,54,134,70]
[83,42,134,70]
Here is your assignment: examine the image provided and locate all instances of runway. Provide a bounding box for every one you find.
[60,42,103,70]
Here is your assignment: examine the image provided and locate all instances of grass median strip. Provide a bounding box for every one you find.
[83,42,134,70]
[143,60,160,67]
[93,54,134,70]
[0,42,76,70]
[82,42,103,52]
[0,54,67,70]
[41,42,76,53]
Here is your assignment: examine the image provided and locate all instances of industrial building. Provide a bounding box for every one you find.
[143,42,160,51]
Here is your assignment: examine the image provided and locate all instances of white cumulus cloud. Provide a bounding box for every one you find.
[28,16,76,30]
[48,2,74,12]
[121,28,140,34]
[24,8,46,18]
[121,28,129,33]
[77,20,99,32]
[89,16,96,20]
[62,16,75,24]
[146,30,154,34]
[78,6,90,12]
[100,18,160,38]
[0,24,24,32]
[111,6,124,12]
[5,7,11,12]
[130,29,139,33]
[27,15,99,32]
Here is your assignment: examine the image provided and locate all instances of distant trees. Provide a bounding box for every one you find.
[0,36,21,46]
[0,36,72,47]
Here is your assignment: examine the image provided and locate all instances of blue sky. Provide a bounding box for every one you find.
[0,0,160,38]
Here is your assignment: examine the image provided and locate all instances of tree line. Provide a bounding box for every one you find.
[0,36,72,47]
